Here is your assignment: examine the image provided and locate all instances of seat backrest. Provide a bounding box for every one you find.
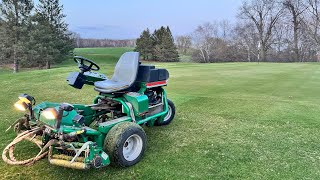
[111,52,140,86]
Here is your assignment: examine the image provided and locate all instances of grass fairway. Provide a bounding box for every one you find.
[1,48,320,179]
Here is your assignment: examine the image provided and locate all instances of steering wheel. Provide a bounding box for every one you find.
[74,56,100,72]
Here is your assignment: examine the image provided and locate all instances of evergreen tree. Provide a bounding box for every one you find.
[135,26,179,62]
[0,20,10,64]
[25,15,57,68]
[152,26,166,46]
[134,28,154,60]
[35,0,73,69]
[152,26,179,62]
[0,0,34,72]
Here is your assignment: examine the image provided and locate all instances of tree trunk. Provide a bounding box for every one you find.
[260,47,266,62]
[13,2,19,73]
[293,25,299,62]
[46,60,51,69]
[247,46,251,62]
[13,59,19,73]
[13,47,18,73]
[199,49,206,63]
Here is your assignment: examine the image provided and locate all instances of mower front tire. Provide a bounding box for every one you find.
[155,99,176,126]
[103,122,146,167]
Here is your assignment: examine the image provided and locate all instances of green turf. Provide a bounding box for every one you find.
[0,68,11,75]
[1,48,320,179]
[58,47,134,67]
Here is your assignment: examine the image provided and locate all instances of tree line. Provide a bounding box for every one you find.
[175,0,320,63]
[73,35,136,48]
[3,0,319,70]
[0,0,74,72]
[135,26,179,62]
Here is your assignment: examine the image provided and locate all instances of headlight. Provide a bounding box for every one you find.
[42,108,58,119]
[18,94,34,104]
[14,100,28,111]
[14,94,35,112]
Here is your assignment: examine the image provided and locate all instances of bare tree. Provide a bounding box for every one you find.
[239,0,284,62]
[192,22,219,62]
[70,32,81,48]
[283,0,308,62]
[219,19,232,41]
[273,22,288,52]
[306,0,320,45]
[234,21,260,62]
[175,35,192,54]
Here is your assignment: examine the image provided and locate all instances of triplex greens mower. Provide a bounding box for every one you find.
[2,52,175,169]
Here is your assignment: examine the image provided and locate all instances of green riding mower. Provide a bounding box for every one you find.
[2,52,175,169]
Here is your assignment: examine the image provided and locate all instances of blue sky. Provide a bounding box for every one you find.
[60,0,242,39]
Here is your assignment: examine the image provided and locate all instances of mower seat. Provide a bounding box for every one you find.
[94,52,140,93]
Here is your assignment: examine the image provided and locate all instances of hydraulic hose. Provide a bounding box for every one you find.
[2,128,50,166]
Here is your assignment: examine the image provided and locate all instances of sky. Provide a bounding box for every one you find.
[60,0,243,39]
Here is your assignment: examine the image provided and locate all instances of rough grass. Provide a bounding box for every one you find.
[0,67,13,75]
[1,48,320,179]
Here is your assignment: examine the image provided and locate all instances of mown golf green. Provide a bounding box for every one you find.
[1,47,320,179]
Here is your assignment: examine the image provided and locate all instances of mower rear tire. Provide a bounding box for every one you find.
[155,99,175,126]
[103,122,146,167]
